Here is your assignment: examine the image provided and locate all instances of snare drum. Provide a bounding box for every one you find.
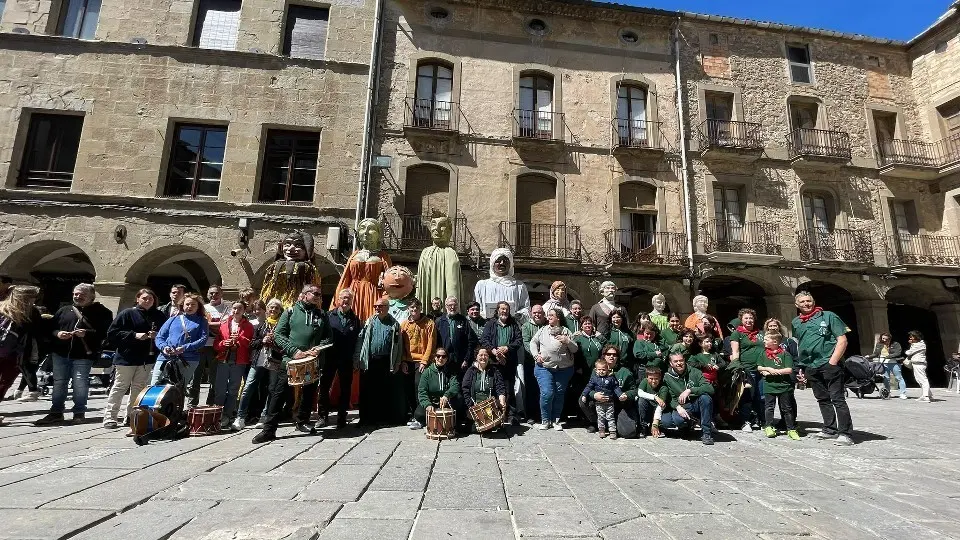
[287,357,319,386]
[426,407,457,440]
[135,385,176,410]
[468,398,504,433]
[188,406,223,436]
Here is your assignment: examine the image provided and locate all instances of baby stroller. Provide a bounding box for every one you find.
[947,354,960,393]
[36,354,54,396]
[843,355,888,399]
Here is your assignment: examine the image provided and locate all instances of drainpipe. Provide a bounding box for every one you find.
[353,0,385,250]
[672,19,697,289]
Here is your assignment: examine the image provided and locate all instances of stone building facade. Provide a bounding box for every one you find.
[0,0,377,311]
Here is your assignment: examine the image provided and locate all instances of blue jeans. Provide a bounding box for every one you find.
[51,354,92,414]
[214,363,247,421]
[237,365,270,421]
[883,363,907,397]
[739,369,765,425]
[150,358,198,389]
[534,364,574,423]
[660,394,714,434]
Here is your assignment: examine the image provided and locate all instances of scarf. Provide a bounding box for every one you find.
[765,346,782,365]
[266,314,280,326]
[798,306,823,323]
[736,325,759,342]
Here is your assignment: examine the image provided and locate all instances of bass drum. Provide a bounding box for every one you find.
[718,369,746,424]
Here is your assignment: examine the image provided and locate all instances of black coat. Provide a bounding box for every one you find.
[435,314,478,369]
[248,320,282,366]
[461,365,507,408]
[327,308,361,366]
[479,317,523,371]
[106,307,168,366]
[49,302,114,360]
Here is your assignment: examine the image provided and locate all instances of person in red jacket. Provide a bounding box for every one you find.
[213,301,254,430]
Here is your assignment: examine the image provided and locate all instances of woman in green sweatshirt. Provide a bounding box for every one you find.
[413,347,460,429]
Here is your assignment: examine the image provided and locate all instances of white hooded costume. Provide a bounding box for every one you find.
[473,248,531,320]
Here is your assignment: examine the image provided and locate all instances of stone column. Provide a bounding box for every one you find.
[93,282,141,315]
[932,303,960,361]
[852,299,889,355]
[765,295,798,335]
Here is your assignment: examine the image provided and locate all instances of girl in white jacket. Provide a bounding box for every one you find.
[905,331,932,402]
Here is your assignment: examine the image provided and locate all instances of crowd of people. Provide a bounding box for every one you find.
[0,276,933,447]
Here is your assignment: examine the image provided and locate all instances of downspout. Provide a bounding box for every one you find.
[353,0,385,249]
[672,18,696,288]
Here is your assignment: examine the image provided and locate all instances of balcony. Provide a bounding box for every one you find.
[498,221,581,262]
[404,98,460,139]
[798,228,874,267]
[603,229,688,267]
[787,128,852,167]
[877,135,960,179]
[381,211,482,264]
[888,233,960,275]
[611,119,667,157]
[512,109,565,144]
[701,219,783,265]
[697,119,764,161]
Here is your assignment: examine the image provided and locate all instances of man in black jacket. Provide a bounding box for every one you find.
[319,289,361,430]
[36,283,113,425]
[159,284,186,318]
[435,296,477,379]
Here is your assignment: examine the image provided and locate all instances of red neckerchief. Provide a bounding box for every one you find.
[798,306,823,323]
[764,346,779,361]
[736,325,759,342]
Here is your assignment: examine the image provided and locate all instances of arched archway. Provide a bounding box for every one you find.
[699,276,768,328]
[886,285,946,386]
[795,281,860,355]
[125,246,224,306]
[0,240,97,312]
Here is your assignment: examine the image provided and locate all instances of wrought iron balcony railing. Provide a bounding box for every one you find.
[498,221,581,261]
[404,98,459,132]
[798,228,874,264]
[603,229,687,265]
[701,219,782,256]
[697,119,764,151]
[381,212,481,261]
[787,128,852,160]
[887,233,960,267]
[611,119,665,150]
[877,134,960,170]
[512,109,564,141]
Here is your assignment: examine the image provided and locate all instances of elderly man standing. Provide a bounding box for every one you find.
[319,289,361,430]
[435,296,477,379]
[657,352,716,445]
[36,284,113,425]
[356,296,405,426]
[480,301,524,424]
[252,284,331,444]
[791,291,853,446]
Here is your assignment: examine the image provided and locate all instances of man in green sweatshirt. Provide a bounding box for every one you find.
[253,284,332,444]
[658,352,716,445]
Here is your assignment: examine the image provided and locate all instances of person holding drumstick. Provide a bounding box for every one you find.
[253,284,332,444]
[461,348,508,431]
[413,347,461,430]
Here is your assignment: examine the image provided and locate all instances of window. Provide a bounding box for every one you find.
[789,100,819,130]
[937,97,960,140]
[619,182,657,250]
[787,44,812,84]
[802,193,833,233]
[258,131,320,204]
[518,73,553,138]
[709,33,720,46]
[867,55,882,68]
[17,113,84,190]
[616,84,648,146]
[283,5,329,60]
[892,200,919,235]
[165,124,226,198]
[193,0,241,51]
[414,62,453,128]
[57,0,101,39]
[714,186,743,242]
[872,111,897,142]
[704,91,733,121]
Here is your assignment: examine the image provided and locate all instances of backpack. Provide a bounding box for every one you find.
[0,315,23,358]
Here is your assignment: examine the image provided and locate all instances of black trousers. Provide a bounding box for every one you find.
[764,391,796,430]
[188,346,218,407]
[579,397,640,437]
[261,367,318,431]
[493,361,519,420]
[359,354,407,426]
[317,351,353,420]
[637,398,658,434]
[17,356,38,392]
[806,363,852,436]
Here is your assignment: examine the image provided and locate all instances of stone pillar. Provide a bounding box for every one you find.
[932,303,960,361]
[852,299,889,355]
[765,295,798,335]
[93,282,141,315]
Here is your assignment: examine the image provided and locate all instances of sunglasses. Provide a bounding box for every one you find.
[435,354,448,358]
[603,352,618,356]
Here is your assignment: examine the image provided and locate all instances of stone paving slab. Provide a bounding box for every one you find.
[421,471,507,510]
[510,496,599,537]
[410,509,513,540]
[564,474,644,529]
[69,500,217,540]
[155,472,312,501]
[43,460,207,511]
[318,518,415,540]
[0,508,115,539]
[168,500,341,540]
[0,467,130,508]
[337,490,423,519]
[297,463,382,502]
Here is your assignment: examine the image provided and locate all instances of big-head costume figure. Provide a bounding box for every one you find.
[416,216,462,309]
[383,265,416,322]
[589,280,628,337]
[261,231,322,307]
[332,218,392,322]
[473,248,530,320]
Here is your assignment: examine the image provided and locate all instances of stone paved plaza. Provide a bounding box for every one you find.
[0,385,958,540]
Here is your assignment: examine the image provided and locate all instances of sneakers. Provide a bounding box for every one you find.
[231,418,245,431]
[219,421,231,431]
[408,420,423,430]
[814,431,838,440]
[609,432,618,440]
[294,422,316,434]
[254,421,265,429]
[71,413,86,425]
[834,434,855,446]
[34,413,64,426]
[17,391,39,402]
[740,423,753,433]
[315,414,328,429]
[787,430,801,440]
[702,432,715,445]
[598,430,608,438]
[103,420,119,429]
[763,426,777,438]
[553,420,563,431]
[252,429,276,444]
[537,421,552,430]
[899,394,908,400]
[918,397,931,402]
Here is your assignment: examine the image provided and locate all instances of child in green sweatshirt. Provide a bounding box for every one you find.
[758,333,799,440]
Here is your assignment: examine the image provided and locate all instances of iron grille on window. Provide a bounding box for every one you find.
[258,131,319,204]
[164,124,226,198]
[17,113,84,190]
[283,5,329,60]
[193,0,241,51]
[58,0,101,39]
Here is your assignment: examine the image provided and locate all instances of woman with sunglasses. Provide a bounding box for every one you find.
[412,347,461,429]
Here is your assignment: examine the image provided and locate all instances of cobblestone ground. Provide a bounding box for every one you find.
[0,383,958,540]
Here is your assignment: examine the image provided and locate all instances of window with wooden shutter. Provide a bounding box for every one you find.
[787,44,813,84]
[258,130,320,204]
[193,0,241,51]
[283,5,330,60]
[17,113,85,190]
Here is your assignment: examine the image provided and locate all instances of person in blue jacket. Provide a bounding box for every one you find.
[151,292,209,387]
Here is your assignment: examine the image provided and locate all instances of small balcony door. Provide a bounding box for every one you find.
[415,63,453,128]
[803,193,837,258]
[705,91,734,143]
[620,212,656,253]
[616,85,647,146]
[713,186,744,245]
[519,74,553,138]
